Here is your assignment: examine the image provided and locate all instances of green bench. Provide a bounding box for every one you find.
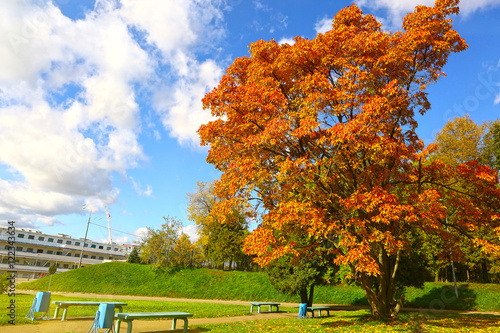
[52,301,127,321]
[114,312,194,333]
[250,302,280,313]
[306,306,334,318]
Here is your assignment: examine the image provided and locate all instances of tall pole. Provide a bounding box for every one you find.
[105,207,112,244]
[78,205,91,269]
[446,217,459,298]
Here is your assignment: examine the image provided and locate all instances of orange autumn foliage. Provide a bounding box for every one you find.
[198,0,500,319]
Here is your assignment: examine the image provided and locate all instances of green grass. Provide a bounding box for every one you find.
[15,262,365,304]
[0,293,292,326]
[194,310,500,332]
[16,262,500,312]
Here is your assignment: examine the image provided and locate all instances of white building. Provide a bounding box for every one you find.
[0,225,131,279]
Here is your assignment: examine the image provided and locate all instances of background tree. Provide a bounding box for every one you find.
[187,181,251,270]
[432,116,500,282]
[266,246,336,307]
[170,234,199,268]
[482,119,500,170]
[127,247,141,264]
[432,115,487,165]
[138,215,183,267]
[199,0,500,320]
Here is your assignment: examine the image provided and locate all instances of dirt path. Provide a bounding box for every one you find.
[4,312,297,333]
[7,290,499,332]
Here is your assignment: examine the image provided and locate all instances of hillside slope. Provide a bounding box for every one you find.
[16,262,365,304]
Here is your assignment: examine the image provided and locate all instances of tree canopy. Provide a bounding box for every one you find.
[187,181,251,270]
[199,0,500,319]
[432,115,487,166]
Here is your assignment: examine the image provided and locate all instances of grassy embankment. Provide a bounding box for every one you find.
[4,262,500,331]
[16,262,500,312]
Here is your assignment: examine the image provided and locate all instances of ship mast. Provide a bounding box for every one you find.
[105,207,112,244]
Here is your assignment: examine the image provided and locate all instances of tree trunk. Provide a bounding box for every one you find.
[308,284,314,307]
[358,245,403,320]
[299,284,315,307]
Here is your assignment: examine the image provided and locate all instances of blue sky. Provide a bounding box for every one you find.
[0,0,499,245]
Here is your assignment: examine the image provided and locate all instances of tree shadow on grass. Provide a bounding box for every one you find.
[405,313,500,332]
[319,310,372,329]
[406,284,477,311]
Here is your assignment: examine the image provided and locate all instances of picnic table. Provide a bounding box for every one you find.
[306,305,335,318]
[114,312,194,333]
[249,302,280,314]
[52,301,127,321]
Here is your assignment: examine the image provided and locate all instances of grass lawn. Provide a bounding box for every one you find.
[17,263,500,312]
[194,310,500,332]
[0,293,290,326]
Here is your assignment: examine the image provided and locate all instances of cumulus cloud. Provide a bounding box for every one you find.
[358,0,500,28]
[182,224,199,242]
[134,227,149,240]
[278,37,295,45]
[315,17,333,34]
[0,0,226,224]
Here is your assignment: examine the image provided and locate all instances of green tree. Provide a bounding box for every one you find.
[138,215,183,267]
[170,234,198,268]
[266,249,336,306]
[482,119,500,170]
[187,181,250,270]
[127,247,141,264]
[0,273,11,294]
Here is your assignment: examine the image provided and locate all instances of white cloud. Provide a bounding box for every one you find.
[0,0,225,223]
[154,59,223,147]
[134,227,149,240]
[182,224,199,242]
[358,0,500,28]
[130,176,153,197]
[315,17,333,34]
[278,37,295,45]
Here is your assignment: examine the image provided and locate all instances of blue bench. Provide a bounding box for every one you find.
[52,301,127,320]
[306,306,335,318]
[250,302,280,313]
[114,312,194,333]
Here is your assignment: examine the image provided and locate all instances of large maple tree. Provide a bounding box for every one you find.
[198,0,500,319]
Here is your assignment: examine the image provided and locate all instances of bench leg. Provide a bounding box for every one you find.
[258,306,261,314]
[250,304,254,313]
[116,306,123,313]
[61,307,68,321]
[172,317,189,332]
[53,306,60,319]
[115,319,133,333]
